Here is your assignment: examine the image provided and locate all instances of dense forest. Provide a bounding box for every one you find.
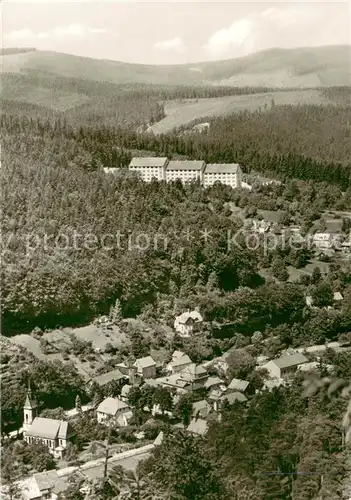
[2,107,351,333]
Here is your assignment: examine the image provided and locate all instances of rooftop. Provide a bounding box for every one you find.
[187,418,209,436]
[134,356,156,368]
[192,400,212,418]
[181,363,207,380]
[26,418,74,440]
[227,378,250,392]
[175,310,203,324]
[97,397,129,416]
[129,157,168,168]
[166,160,205,171]
[91,369,126,386]
[205,163,241,174]
[272,353,308,369]
[204,376,224,389]
[219,391,248,403]
[169,354,192,368]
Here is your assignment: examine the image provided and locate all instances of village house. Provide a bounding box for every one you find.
[165,160,206,183]
[23,388,75,459]
[227,378,250,393]
[133,356,157,379]
[312,232,343,250]
[89,368,126,388]
[210,391,248,412]
[128,157,169,182]
[96,397,132,426]
[262,353,308,381]
[192,400,212,419]
[204,376,225,391]
[203,163,242,189]
[174,310,203,337]
[180,363,208,389]
[166,352,193,374]
[186,418,209,437]
[19,470,69,500]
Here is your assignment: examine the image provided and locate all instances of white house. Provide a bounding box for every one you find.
[165,160,205,184]
[227,378,250,393]
[134,356,157,379]
[96,397,132,426]
[262,353,308,381]
[203,163,242,189]
[174,310,203,337]
[166,353,193,374]
[128,157,169,182]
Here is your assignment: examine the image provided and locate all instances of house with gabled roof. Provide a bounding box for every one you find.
[192,400,212,419]
[134,356,156,379]
[262,353,308,381]
[174,310,203,337]
[186,418,209,437]
[166,353,193,374]
[227,378,250,393]
[97,397,132,426]
[180,363,208,387]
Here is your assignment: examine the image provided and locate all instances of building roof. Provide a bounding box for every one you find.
[26,418,73,440]
[219,391,248,403]
[192,400,212,418]
[175,310,203,325]
[154,431,164,446]
[227,378,250,392]
[91,369,125,386]
[204,376,224,389]
[97,397,129,416]
[33,470,59,492]
[134,356,156,368]
[171,350,186,360]
[187,418,209,436]
[272,353,308,369]
[129,157,168,168]
[205,163,241,174]
[208,388,225,401]
[169,354,192,369]
[24,392,37,410]
[333,291,343,301]
[181,363,207,380]
[166,160,205,171]
[156,374,190,389]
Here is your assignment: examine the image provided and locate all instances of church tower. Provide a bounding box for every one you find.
[23,380,38,432]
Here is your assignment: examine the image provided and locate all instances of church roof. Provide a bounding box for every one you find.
[26,417,74,440]
[24,392,37,409]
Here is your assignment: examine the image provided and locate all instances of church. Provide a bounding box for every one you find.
[23,385,75,459]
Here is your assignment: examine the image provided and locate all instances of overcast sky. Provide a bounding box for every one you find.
[2,1,350,64]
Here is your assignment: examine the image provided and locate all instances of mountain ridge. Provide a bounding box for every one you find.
[2,45,350,87]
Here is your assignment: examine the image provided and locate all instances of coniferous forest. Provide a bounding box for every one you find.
[1,77,351,499]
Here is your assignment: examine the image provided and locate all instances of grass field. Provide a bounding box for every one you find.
[147,89,340,134]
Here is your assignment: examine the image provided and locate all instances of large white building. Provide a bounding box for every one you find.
[126,157,243,189]
[165,160,205,183]
[128,157,168,182]
[203,163,242,189]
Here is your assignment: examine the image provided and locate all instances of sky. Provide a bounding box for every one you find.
[2,1,350,64]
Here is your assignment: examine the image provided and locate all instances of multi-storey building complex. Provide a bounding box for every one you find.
[165,160,206,183]
[129,157,168,182]
[203,163,242,189]
[126,157,243,189]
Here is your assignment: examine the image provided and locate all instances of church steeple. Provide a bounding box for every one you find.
[23,379,37,431]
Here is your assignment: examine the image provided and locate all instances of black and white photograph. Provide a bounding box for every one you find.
[1,0,351,498]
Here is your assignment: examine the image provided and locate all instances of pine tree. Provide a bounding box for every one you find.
[110,298,122,324]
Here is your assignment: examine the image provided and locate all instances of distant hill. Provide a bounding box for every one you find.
[1,45,350,87]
